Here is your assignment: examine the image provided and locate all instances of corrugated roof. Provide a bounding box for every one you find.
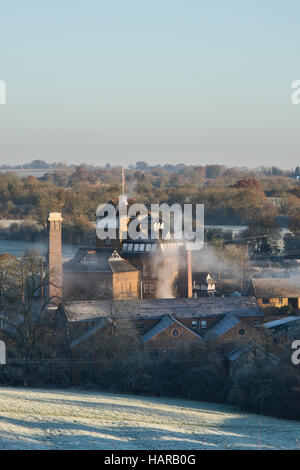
[264,316,300,329]
[203,313,241,340]
[251,278,300,298]
[62,297,263,323]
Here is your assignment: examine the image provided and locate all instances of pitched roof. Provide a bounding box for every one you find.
[203,313,241,341]
[141,315,174,343]
[70,318,108,349]
[193,272,216,284]
[141,315,203,343]
[251,278,300,298]
[227,342,280,363]
[62,297,263,323]
[264,316,300,329]
[63,247,138,273]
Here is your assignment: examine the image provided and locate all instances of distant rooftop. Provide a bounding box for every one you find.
[251,278,300,298]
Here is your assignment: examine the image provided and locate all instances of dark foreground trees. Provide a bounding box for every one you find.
[0,251,67,386]
[229,361,300,420]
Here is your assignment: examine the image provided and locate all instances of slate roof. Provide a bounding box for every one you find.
[251,278,300,298]
[227,343,280,363]
[264,316,300,329]
[70,318,108,349]
[62,297,263,323]
[63,247,138,273]
[203,313,241,341]
[141,315,174,343]
[141,315,203,344]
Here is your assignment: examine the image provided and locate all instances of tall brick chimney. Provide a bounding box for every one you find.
[178,247,192,298]
[48,212,63,303]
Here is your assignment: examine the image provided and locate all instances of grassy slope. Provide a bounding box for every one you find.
[0,387,299,450]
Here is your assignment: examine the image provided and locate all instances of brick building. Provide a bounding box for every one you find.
[249,278,300,311]
[48,212,63,303]
[63,247,140,300]
[56,296,264,356]
[95,196,190,299]
[48,207,193,300]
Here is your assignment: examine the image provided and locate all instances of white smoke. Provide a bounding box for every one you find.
[152,250,178,299]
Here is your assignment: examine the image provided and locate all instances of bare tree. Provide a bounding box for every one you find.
[0,250,63,386]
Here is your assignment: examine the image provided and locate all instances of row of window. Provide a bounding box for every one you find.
[143,283,156,294]
[123,243,156,252]
[120,282,138,293]
[122,242,183,253]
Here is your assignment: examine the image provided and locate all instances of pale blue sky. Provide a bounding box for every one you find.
[0,0,300,168]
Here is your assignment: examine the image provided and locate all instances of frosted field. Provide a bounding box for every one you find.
[0,387,299,449]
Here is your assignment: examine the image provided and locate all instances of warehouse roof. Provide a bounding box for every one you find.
[61,297,263,323]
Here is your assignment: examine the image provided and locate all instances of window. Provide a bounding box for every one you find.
[254,320,260,327]
[80,252,97,264]
[192,320,198,330]
[123,243,128,251]
[262,298,269,304]
[143,283,149,293]
[238,329,245,336]
[134,244,139,252]
[139,244,145,251]
[137,322,145,331]
[201,320,207,329]
[146,244,152,252]
[278,298,283,304]
[172,329,180,337]
[150,283,156,293]
[128,243,133,251]
[109,250,121,261]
